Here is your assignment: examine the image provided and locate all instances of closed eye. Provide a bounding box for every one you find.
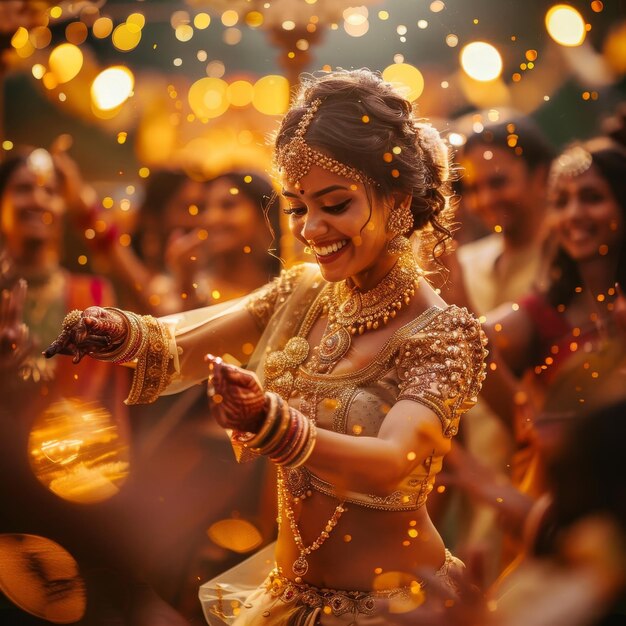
[322,199,352,214]
[283,205,307,216]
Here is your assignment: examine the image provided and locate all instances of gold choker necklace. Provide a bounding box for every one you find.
[314,251,422,371]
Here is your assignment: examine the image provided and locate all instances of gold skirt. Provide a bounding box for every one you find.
[199,544,464,625]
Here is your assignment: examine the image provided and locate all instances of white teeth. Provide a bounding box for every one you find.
[313,239,348,257]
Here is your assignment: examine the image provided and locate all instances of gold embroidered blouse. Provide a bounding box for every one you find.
[245,264,488,511]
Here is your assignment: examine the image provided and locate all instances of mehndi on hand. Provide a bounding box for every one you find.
[205,354,267,433]
[205,354,318,468]
[44,306,128,363]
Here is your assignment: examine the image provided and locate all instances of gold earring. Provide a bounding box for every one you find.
[386,203,413,254]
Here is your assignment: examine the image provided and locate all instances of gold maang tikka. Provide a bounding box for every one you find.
[275,98,376,187]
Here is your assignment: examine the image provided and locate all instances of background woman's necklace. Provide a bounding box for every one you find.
[311,251,422,373]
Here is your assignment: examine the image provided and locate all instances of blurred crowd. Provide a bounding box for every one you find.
[0,99,625,626]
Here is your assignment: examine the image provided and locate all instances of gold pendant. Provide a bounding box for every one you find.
[318,326,351,365]
[338,291,361,320]
[293,555,309,576]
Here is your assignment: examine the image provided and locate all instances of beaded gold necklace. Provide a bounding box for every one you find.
[277,467,346,579]
[311,250,422,373]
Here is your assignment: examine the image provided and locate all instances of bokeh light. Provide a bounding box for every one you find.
[227,80,254,107]
[92,16,113,39]
[65,21,88,45]
[127,13,146,30]
[207,518,263,553]
[48,43,83,84]
[222,10,239,27]
[91,66,135,110]
[30,26,52,49]
[252,75,290,115]
[112,22,142,52]
[545,4,586,47]
[223,28,242,45]
[382,63,425,101]
[175,24,194,42]
[28,398,130,504]
[460,41,503,81]
[188,77,229,119]
[194,13,211,29]
[245,11,264,28]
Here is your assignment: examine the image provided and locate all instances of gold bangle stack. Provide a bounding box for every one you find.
[99,308,148,364]
[125,314,173,405]
[238,391,317,468]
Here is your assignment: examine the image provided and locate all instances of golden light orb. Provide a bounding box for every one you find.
[92,16,113,39]
[48,43,83,83]
[460,41,503,81]
[28,398,130,504]
[227,80,254,107]
[188,77,229,119]
[112,22,142,51]
[545,4,586,47]
[382,63,425,101]
[207,518,263,553]
[252,75,290,115]
[91,66,135,110]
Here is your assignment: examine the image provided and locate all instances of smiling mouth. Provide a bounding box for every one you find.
[311,239,349,258]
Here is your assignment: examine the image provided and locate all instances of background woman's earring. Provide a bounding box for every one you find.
[303,246,313,255]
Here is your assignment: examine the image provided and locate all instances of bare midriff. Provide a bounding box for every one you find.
[273,488,446,590]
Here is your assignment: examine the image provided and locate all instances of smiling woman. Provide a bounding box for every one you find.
[479,136,626,506]
[43,68,488,625]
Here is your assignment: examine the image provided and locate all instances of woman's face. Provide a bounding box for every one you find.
[460,145,543,236]
[282,164,395,288]
[163,178,206,233]
[0,159,65,254]
[202,178,268,258]
[549,164,623,263]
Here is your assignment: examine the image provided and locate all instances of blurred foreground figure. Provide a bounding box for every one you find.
[0,147,187,625]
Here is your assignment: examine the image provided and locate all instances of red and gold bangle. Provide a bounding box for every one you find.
[286,420,317,468]
[268,410,301,462]
[253,399,291,454]
[242,392,281,449]
[276,411,310,466]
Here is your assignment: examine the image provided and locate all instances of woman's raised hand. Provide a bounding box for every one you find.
[205,354,266,433]
[44,306,127,363]
[0,279,31,371]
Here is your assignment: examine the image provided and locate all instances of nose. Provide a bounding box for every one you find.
[300,211,328,243]
[473,185,496,217]
[561,196,583,220]
[31,186,50,210]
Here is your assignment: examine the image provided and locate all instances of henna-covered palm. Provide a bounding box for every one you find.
[205,354,266,433]
[44,306,127,363]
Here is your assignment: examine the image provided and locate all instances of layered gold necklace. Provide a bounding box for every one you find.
[311,250,423,373]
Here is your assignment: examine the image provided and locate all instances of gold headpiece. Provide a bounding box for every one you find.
[551,145,593,179]
[275,98,376,187]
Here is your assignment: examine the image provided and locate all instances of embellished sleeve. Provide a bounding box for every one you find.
[395,306,488,437]
[244,264,310,331]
